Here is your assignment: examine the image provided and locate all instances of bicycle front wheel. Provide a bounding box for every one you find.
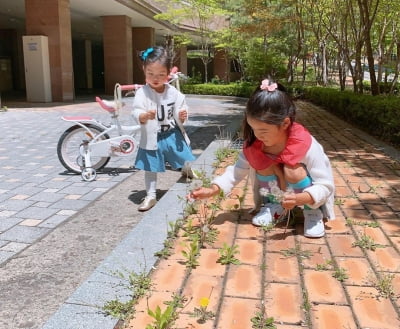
[57,124,110,174]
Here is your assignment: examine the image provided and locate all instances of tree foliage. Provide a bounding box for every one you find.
[156,0,400,94]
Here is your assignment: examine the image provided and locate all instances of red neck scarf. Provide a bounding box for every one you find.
[243,122,312,170]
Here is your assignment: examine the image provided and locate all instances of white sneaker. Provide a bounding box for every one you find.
[303,208,325,237]
[252,203,284,226]
[138,196,156,211]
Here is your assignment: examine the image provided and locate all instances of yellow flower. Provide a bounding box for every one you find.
[199,297,209,308]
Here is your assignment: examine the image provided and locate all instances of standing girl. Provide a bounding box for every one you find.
[189,79,335,237]
[133,46,195,211]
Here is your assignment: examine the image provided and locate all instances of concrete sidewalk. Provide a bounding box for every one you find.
[44,100,400,329]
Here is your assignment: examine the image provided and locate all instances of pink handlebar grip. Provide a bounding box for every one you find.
[120,84,142,91]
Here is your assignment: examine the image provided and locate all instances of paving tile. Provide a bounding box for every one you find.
[264,282,304,324]
[0,217,24,231]
[191,248,226,277]
[386,197,400,210]
[265,252,300,283]
[311,304,357,329]
[128,291,174,328]
[326,234,364,257]
[224,264,262,299]
[353,226,390,245]
[216,297,260,329]
[15,206,59,220]
[335,185,353,197]
[266,232,296,252]
[236,221,263,240]
[364,203,396,220]
[174,313,214,329]
[300,243,332,269]
[181,274,223,312]
[346,286,400,329]
[341,208,371,220]
[296,228,326,245]
[0,225,50,243]
[211,220,236,249]
[379,219,400,236]
[0,250,14,264]
[235,238,263,265]
[149,259,188,293]
[335,257,376,285]
[366,246,400,271]
[324,218,350,234]
[303,269,347,304]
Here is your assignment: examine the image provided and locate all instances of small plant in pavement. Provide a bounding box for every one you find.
[251,310,276,329]
[146,293,187,329]
[332,266,349,282]
[281,245,313,259]
[181,238,200,268]
[190,296,215,323]
[102,269,152,320]
[217,243,240,265]
[352,233,385,251]
[316,259,333,271]
[346,218,380,228]
[370,272,396,298]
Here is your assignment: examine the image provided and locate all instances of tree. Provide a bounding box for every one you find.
[155,0,229,82]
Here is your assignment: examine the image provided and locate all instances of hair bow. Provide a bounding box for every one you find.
[141,47,154,60]
[260,79,278,92]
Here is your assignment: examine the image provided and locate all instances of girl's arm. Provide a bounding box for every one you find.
[301,138,335,208]
[132,87,156,124]
[188,151,251,200]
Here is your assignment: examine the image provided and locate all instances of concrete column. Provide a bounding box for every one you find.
[213,49,230,82]
[174,45,188,75]
[25,0,74,101]
[132,27,155,83]
[102,15,133,94]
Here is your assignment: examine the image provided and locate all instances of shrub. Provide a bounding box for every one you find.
[181,82,256,98]
[303,87,400,147]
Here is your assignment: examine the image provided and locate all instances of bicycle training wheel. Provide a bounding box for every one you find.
[57,124,110,174]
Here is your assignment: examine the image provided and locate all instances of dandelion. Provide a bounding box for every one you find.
[199,297,209,308]
[190,295,214,323]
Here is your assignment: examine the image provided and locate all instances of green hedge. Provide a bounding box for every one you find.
[181,82,256,98]
[303,87,400,147]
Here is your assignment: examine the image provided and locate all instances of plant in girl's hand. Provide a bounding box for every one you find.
[260,183,294,232]
[259,182,294,204]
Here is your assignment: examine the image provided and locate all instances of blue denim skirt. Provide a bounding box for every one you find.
[135,129,196,172]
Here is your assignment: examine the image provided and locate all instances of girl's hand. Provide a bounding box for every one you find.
[187,184,220,200]
[281,193,297,210]
[139,110,156,124]
[178,109,188,122]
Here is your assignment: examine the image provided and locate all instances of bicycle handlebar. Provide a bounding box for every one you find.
[119,84,143,91]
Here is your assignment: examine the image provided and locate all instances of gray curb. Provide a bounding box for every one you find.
[41,139,231,329]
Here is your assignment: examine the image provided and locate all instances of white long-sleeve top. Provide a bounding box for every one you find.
[213,136,336,219]
[132,84,190,150]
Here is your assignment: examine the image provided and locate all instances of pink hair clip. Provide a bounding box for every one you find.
[260,79,278,92]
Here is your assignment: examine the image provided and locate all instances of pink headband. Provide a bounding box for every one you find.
[260,79,278,92]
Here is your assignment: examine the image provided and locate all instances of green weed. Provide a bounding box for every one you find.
[217,243,240,265]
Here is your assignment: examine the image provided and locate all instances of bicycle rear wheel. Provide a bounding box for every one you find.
[57,124,110,174]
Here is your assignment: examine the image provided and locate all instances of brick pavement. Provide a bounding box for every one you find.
[124,101,400,329]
